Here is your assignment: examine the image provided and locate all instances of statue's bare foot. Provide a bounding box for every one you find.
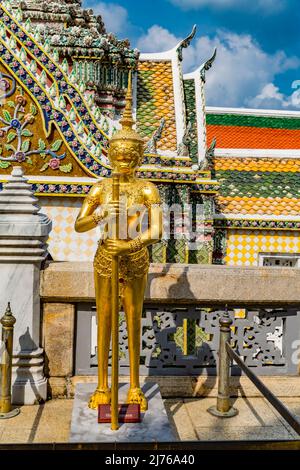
[127,387,148,412]
[88,387,111,410]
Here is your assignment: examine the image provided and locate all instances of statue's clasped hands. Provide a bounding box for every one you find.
[103,200,125,221]
[104,238,132,256]
[93,200,126,226]
[101,200,142,256]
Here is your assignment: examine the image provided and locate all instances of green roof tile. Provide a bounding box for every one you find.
[207,113,300,130]
[216,169,300,198]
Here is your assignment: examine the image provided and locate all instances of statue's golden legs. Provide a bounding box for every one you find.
[89,275,112,409]
[89,272,148,412]
[123,274,148,412]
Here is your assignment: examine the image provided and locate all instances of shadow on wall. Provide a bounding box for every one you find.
[13,327,43,405]
[146,265,217,390]
[147,263,195,301]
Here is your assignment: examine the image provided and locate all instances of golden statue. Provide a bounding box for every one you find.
[75,73,162,420]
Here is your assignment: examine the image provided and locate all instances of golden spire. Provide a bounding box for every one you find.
[120,71,134,130]
[110,69,144,145]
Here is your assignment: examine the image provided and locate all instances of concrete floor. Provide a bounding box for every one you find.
[165,397,300,441]
[0,397,299,443]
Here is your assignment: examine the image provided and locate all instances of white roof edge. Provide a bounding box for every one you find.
[140,50,174,61]
[140,27,196,63]
[184,48,217,80]
[183,63,210,80]
[140,37,183,62]
[184,59,210,80]
[206,106,300,118]
[184,69,201,80]
[214,148,300,158]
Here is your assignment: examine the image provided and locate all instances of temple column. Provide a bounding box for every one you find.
[0,167,52,404]
[202,194,215,264]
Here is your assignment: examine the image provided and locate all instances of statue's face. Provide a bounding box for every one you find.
[109,140,143,174]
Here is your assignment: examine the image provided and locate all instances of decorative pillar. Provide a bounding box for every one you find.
[150,183,168,263]
[174,184,190,263]
[189,193,214,264]
[0,167,52,404]
[202,194,215,264]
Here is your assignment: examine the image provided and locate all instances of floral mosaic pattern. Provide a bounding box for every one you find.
[0,6,111,175]
[0,73,70,172]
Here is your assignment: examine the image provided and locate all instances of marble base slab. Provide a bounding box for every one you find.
[69,382,176,442]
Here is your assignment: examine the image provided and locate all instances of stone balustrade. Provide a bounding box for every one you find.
[41,261,300,306]
[40,261,300,399]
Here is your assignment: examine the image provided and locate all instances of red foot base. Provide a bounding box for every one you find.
[98,404,141,423]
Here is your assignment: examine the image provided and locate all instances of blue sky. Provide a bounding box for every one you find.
[83,0,300,110]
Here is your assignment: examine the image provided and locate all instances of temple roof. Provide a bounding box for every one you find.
[11,0,139,63]
[207,107,300,150]
[209,107,300,220]
[215,157,300,216]
[137,60,177,153]
[0,2,218,196]
[5,0,300,225]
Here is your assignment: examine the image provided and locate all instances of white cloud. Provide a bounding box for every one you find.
[247,83,300,109]
[193,31,299,108]
[195,31,300,109]
[137,25,300,110]
[88,2,128,34]
[168,0,285,13]
[137,25,197,71]
[137,25,179,53]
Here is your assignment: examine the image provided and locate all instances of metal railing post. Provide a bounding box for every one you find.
[208,306,238,418]
[0,303,20,419]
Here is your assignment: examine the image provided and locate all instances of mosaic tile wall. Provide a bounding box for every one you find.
[137,60,177,151]
[40,197,98,261]
[39,185,214,264]
[225,229,300,266]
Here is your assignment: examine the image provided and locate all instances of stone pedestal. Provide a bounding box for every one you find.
[43,303,75,397]
[69,383,176,442]
[0,167,52,404]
